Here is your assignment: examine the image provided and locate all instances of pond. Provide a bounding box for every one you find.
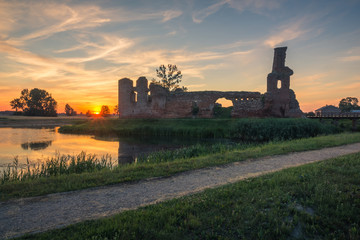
[0,127,222,169]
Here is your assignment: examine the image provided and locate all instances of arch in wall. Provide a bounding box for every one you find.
[213,98,233,118]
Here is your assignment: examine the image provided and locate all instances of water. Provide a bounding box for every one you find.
[0,127,192,169]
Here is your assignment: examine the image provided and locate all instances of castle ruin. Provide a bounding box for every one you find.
[118,47,303,118]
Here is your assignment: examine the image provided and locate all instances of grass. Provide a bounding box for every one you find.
[59,118,340,140]
[1,132,360,201]
[1,152,113,184]
[17,152,360,239]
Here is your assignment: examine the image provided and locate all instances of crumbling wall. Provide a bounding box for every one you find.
[118,81,263,118]
[118,47,303,118]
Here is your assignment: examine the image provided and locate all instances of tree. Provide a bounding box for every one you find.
[339,97,359,112]
[114,105,119,115]
[11,88,57,116]
[153,64,187,91]
[10,98,24,112]
[305,111,315,117]
[65,104,77,116]
[100,105,110,116]
[86,110,92,117]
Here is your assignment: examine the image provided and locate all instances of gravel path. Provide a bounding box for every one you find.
[1,143,360,239]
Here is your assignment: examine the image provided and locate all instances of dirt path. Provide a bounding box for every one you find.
[1,143,360,239]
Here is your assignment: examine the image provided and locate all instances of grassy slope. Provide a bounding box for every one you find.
[19,152,360,240]
[2,133,360,201]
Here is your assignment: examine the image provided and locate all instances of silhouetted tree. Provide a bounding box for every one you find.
[339,97,359,112]
[153,64,187,91]
[11,88,57,116]
[65,104,77,116]
[100,105,110,116]
[86,110,92,117]
[10,98,24,112]
[114,105,119,115]
[305,111,315,117]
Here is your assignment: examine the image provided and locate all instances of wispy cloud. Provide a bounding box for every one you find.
[192,0,282,23]
[4,1,182,45]
[192,0,230,23]
[263,18,309,47]
[339,56,360,62]
[294,73,329,87]
[338,47,360,62]
[161,10,183,22]
[227,0,283,12]
[63,35,134,63]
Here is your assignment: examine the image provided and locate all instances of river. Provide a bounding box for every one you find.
[0,127,194,169]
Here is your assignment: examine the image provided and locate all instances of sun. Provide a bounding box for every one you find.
[93,111,100,115]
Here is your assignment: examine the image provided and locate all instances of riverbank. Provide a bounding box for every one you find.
[2,133,360,201]
[0,116,92,128]
[5,145,360,239]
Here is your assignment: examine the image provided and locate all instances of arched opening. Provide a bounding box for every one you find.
[277,80,282,89]
[214,98,233,118]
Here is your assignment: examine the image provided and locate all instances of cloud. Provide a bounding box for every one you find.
[192,0,283,23]
[0,1,20,36]
[192,0,230,23]
[227,0,282,12]
[4,1,182,45]
[161,10,183,22]
[63,35,134,63]
[339,56,360,62]
[263,18,309,47]
[294,73,329,87]
[5,2,112,45]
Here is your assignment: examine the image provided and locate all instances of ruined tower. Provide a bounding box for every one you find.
[266,47,296,117]
[118,78,134,117]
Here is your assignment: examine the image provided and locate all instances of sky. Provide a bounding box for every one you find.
[0,0,360,113]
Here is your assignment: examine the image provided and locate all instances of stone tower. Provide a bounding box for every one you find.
[118,78,134,117]
[266,47,294,117]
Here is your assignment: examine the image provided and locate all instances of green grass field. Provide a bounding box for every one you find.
[18,152,360,239]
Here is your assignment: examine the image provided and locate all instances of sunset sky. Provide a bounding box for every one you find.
[0,0,359,113]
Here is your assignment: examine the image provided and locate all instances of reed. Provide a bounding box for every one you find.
[59,118,340,140]
[1,152,113,184]
[137,142,255,164]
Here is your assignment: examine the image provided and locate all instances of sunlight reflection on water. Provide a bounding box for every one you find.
[0,127,183,168]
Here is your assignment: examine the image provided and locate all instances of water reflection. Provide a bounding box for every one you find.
[117,141,179,164]
[0,128,190,168]
[21,141,52,151]
[0,127,236,168]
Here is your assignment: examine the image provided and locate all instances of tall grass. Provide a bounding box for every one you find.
[231,118,338,141]
[59,118,340,140]
[1,143,247,184]
[1,152,113,184]
[137,142,254,164]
